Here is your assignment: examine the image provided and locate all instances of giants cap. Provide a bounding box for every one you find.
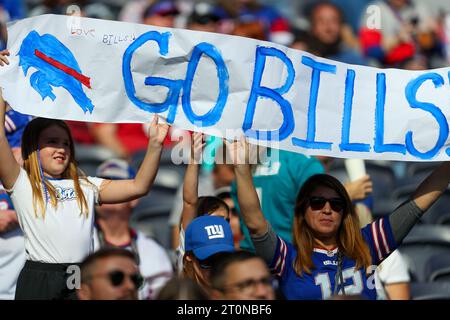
[185,215,235,260]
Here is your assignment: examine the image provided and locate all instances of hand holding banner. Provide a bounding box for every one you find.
[1,14,450,161]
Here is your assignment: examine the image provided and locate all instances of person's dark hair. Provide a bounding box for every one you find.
[292,174,372,276]
[210,251,263,291]
[305,1,345,24]
[156,276,209,300]
[196,196,230,217]
[142,0,179,19]
[215,191,231,201]
[80,248,138,284]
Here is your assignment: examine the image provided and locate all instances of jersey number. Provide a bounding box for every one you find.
[314,268,363,299]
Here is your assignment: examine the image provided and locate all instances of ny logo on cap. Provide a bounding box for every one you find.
[205,225,224,239]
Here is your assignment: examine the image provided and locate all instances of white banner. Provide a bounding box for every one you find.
[0,14,450,161]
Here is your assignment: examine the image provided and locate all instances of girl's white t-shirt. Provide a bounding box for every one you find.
[8,168,103,263]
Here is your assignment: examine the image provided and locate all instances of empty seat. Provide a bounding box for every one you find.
[131,184,177,249]
[410,282,450,300]
[398,225,450,282]
[425,255,450,282]
[132,147,185,191]
[75,144,117,176]
[405,162,440,179]
[437,213,450,226]
[365,162,396,201]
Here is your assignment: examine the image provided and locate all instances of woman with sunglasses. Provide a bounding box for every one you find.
[227,137,450,300]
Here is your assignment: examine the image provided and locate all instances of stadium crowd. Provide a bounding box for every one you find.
[1,0,450,300]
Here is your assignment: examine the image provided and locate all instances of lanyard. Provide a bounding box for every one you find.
[333,251,346,296]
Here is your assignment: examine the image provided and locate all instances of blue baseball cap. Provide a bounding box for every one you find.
[185,215,235,260]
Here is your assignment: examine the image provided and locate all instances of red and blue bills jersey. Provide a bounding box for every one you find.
[271,217,397,300]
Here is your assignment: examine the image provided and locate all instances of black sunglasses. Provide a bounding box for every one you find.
[308,196,345,212]
[108,270,144,289]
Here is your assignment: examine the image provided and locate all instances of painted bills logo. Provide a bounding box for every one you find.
[55,186,77,202]
[18,31,94,113]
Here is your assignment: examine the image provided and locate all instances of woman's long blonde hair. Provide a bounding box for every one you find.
[292,174,372,276]
[21,118,89,218]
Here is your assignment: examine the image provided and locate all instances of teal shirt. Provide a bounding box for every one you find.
[231,149,325,251]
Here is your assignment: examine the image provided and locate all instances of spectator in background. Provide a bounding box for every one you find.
[0,0,25,50]
[359,0,440,67]
[156,276,209,300]
[0,106,31,300]
[0,0,26,21]
[119,0,155,24]
[142,0,180,28]
[94,159,173,300]
[183,215,235,292]
[234,0,293,46]
[210,251,275,300]
[29,0,87,16]
[186,1,224,33]
[232,19,266,41]
[398,54,428,70]
[29,0,114,20]
[304,1,367,65]
[91,121,152,161]
[77,248,142,300]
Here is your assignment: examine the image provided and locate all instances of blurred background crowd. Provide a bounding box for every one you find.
[1,0,450,300]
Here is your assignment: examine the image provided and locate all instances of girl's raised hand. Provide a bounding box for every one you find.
[148,115,170,149]
[0,50,10,66]
[191,132,205,164]
[224,134,254,166]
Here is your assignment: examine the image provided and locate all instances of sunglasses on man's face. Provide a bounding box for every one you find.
[107,270,144,289]
[308,196,345,212]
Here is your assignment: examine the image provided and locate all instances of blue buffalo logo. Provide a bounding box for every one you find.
[18,31,94,114]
